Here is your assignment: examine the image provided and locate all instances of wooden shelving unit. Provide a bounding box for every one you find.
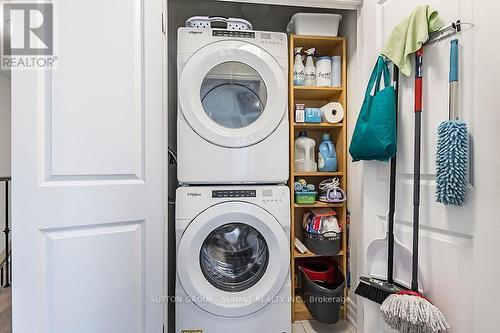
[289,34,348,322]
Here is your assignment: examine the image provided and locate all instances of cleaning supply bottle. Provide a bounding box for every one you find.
[304,48,316,86]
[295,131,317,172]
[318,133,338,172]
[293,47,305,86]
[315,56,332,87]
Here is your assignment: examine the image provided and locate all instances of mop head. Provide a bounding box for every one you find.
[380,293,450,333]
[435,120,468,206]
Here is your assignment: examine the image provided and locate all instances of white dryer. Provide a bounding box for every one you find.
[177,28,289,184]
[175,185,291,333]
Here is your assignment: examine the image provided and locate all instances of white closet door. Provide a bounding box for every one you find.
[11,0,165,332]
[358,0,480,332]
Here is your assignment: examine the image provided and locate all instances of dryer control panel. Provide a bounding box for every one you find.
[212,30,255,38]
[211,29,285,48]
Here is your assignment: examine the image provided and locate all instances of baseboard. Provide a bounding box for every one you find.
[346,297,358,332]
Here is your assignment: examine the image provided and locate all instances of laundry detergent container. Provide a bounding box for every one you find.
[299,262,345,324]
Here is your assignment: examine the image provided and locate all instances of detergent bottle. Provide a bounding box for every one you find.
[304,48,316,86]
[293,47,305,86]
[295,131,317,172]
[318,133,338,172]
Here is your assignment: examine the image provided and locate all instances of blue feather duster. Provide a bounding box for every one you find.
[435,120,468,205]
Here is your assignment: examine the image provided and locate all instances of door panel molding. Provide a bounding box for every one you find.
[41,0,146,183]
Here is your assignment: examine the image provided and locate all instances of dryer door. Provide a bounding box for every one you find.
[179,40,287,148]
[177,202,289,317]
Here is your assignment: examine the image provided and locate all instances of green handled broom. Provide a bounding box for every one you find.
[380,48,450,333]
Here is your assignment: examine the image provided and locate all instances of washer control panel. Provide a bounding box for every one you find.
[261,188,286,203]
[212,190,256,198]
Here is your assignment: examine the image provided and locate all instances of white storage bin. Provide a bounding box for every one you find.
[287,13,342,37]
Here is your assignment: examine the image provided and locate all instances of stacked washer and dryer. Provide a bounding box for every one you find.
[175,25,291,333]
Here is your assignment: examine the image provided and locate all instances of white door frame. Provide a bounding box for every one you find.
[215,0,362,10]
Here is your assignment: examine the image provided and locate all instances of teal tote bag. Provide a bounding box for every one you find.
[349,56,396,162]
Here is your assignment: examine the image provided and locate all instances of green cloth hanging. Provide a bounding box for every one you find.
[381,5,442,76]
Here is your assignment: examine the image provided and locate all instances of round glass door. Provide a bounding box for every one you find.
[201,62,267,129]
[176,201,290,317]
[200,223,269,292]
[178,40,287,148]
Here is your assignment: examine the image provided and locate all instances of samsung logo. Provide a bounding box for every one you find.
[187,192,202,197]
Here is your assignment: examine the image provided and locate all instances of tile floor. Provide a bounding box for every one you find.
[293,320,354,333]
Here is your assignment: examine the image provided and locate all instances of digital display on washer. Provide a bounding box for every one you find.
[212,190,256,198]
[212,30,255,38]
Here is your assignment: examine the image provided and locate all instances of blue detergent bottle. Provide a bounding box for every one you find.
[318,133,337,172]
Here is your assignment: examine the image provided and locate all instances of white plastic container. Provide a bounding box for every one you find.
[331,55,342,87]
[316,56,332,87]
[287,13,342,37]
[295,131,317,172]
[186,16,253,30]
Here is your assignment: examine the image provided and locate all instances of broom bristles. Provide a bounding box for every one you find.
[380,293,451,333]
[354,280,392,305]
[436,120,468,206]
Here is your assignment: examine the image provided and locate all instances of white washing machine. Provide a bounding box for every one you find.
[175,185,291,333]
[177,28,289,184]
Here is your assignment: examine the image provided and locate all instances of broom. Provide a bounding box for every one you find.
[436,39,468,206]
[355,65,405,304]
[380,48,450,333]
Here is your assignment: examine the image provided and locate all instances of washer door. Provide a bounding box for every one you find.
[177,202,289,317]
[179,40,286,148]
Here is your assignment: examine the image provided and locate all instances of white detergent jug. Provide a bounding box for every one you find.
[295,131,317,172]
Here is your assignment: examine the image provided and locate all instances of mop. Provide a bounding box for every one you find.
[380,49,450,333]
[355,65,409,304]
[436,39,468,206]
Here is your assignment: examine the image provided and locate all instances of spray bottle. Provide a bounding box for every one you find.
[293,47,305,86]
[304,48,316,86]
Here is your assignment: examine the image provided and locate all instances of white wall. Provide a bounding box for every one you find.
[357,1,500,332]
[0,74,11,256]
[471,0,500,330]
[0,75,10,176]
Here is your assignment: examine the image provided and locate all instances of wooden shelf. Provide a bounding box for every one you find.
[294,122,343,129]
[289,34,348,323]
[294,86,343,100]
[294,248,344,258]
[293,201,345,208]
[294,297,313,321]
[293,296,345,321]
[294,171,343,177]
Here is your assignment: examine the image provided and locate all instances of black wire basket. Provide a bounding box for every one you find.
[303,231,342,256]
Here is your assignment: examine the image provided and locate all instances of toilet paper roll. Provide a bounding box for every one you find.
[320,102,344,123]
